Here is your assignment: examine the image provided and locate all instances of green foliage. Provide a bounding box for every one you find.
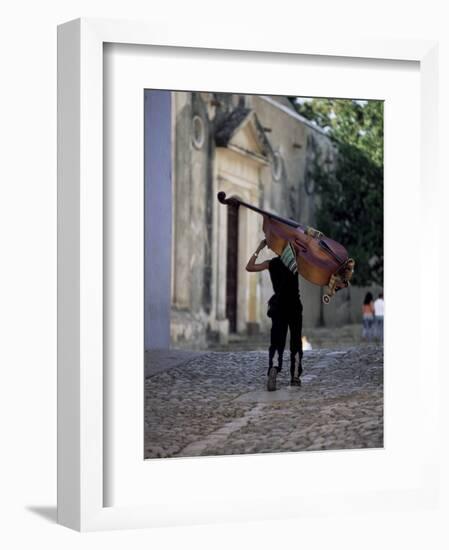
[290,98,384,286]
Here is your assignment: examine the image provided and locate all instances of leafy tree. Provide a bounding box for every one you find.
[289,98,384,286]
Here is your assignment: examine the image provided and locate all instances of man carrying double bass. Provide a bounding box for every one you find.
[246,238,303,391]
[219,190,354,392]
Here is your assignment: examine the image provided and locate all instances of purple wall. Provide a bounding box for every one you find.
[144,90,172,350]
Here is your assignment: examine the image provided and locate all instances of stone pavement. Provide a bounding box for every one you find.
[144,345,383,459]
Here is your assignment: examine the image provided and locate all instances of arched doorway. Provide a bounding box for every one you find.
[211,108,272,341]
[226,202,239,333]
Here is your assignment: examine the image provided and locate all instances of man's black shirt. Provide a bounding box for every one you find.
[268,257,301,306]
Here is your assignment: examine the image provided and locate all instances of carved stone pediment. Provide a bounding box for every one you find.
[215,108,273,165]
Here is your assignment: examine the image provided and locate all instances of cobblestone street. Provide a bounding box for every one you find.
[144,345,383,459]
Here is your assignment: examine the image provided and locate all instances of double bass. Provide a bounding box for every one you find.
[217,191,355,304]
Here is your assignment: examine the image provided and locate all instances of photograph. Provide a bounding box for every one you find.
[143,90,384,459]
[1,0,441,541]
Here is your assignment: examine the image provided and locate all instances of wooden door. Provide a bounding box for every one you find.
[226,203,239,333]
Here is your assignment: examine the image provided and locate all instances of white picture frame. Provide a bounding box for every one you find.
[57,17,442,531]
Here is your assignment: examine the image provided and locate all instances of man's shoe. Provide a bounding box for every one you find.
[267,367,278,391]
[290,377,301,387]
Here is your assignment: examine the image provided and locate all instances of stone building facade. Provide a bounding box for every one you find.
[163,92,378,349]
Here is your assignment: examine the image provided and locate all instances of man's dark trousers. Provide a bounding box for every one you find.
[268,302,303,378]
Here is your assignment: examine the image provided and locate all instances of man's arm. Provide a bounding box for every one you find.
[246,239,270,272]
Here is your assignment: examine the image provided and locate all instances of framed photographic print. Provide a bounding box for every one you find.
[58,18,441,531]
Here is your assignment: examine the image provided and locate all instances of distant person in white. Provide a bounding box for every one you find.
[373,292,384,342]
